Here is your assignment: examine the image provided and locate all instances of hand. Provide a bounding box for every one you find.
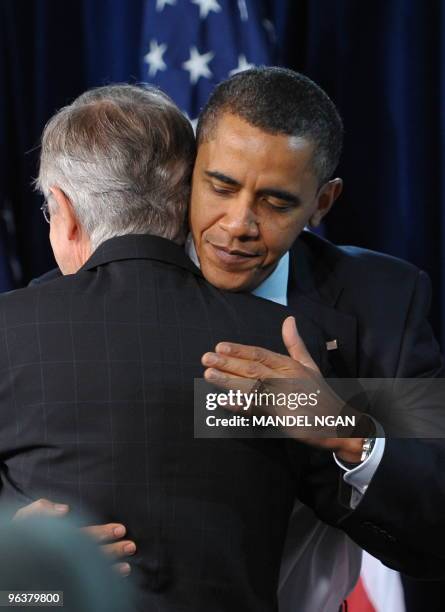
[202,316,364,462]
[81,522,136,576]
[13,497,70,520]
[13,499,136,576]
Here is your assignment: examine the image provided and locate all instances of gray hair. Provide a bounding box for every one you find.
[36,84,196,249]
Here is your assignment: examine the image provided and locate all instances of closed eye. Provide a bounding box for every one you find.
[259,188,301,209]
[262,198,294,212]
[269,204,292,212]
[211,184,235,196]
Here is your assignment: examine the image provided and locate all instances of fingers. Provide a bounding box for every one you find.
[113,562,132,577]
[102,539,136,559]
[282,316,318,371]
[13,498,69,521]
[82,523,136,577]
[203,367,256,396]
[81,523,126,543]
[202,351,271,381]
[13,503,136,578]
[213,342,290,371]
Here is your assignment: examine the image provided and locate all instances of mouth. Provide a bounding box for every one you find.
[207,242,261,266]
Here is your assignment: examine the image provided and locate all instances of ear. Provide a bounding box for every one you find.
[308,178,343,228]
[49,187,80,241]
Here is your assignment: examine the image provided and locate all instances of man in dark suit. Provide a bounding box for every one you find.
[189,67,445,609]
[0,83,315,611]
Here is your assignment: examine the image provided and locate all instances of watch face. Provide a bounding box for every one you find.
[360,438,376,462]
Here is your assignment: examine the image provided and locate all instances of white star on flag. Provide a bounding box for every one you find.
[182,47,214,84]
[156,0,176,11]
[144,40,168,76]
[191,0,221,19]
[237,0,248,21]
[229,55,255,76]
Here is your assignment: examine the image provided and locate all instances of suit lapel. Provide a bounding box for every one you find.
[287,234,358,378]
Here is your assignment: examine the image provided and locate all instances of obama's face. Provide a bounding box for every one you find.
[189,113,342,292]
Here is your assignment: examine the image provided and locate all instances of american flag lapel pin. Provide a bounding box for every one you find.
[325,339,338,351]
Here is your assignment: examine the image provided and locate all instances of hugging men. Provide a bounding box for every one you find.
[2,69,445,611]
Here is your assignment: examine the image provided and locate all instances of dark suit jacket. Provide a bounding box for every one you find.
[287,231,445,578]
[15,231,445,581]
[0,234,309,612]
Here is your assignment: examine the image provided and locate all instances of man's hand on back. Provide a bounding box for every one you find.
[13,498,136,576]
[202,316,364,463]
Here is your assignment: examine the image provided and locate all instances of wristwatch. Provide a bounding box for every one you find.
[360,437,376,462]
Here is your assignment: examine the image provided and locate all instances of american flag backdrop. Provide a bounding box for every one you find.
[140,0,279,124]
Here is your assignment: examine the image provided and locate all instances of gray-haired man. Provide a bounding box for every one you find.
[0,81,349,611]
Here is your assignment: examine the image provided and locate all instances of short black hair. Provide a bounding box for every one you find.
[196,67,343,185]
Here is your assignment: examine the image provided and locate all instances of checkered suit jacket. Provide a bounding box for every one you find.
[0,234,306,611]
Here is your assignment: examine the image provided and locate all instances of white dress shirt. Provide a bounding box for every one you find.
[185,235,385,612]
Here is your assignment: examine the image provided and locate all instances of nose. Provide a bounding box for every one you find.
[218,196,259,239]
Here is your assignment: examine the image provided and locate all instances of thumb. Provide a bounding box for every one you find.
[282,316,318,371]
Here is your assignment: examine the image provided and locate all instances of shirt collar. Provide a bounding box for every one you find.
[185,234,289,306]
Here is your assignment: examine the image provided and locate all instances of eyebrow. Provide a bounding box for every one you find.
[258,188,301,206]
[204,171,301,206]
[205,171,240,187]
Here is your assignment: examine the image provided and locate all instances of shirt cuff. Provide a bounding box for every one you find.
[334,421,385,509]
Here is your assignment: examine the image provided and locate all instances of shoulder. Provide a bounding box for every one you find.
[28,268,62,287]
[296,230,422,294]
[0,272,86,327]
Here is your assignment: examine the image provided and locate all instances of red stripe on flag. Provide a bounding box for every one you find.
[346,577,376,612]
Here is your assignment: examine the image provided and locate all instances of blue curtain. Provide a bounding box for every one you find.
[1,0,443,349]
[0,0,145,285]
[294,0,445,350]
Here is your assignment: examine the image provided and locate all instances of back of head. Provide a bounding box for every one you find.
[197,67,343,185]
[37,84,196,249]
